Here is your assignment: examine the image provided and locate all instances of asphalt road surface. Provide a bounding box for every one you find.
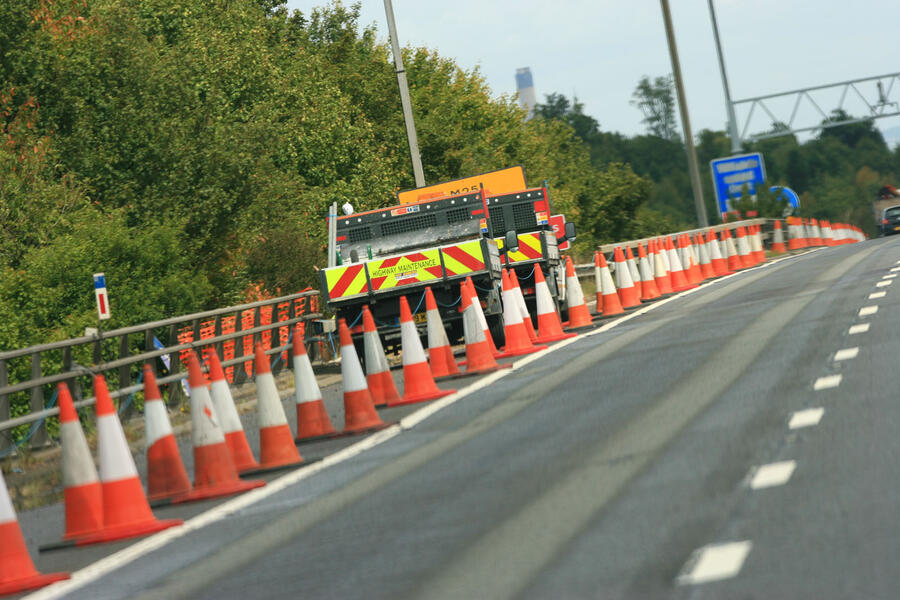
[18,235,900,600]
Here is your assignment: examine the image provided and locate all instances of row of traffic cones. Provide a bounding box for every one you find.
[786,217,866,249]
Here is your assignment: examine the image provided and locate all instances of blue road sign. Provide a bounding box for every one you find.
[710,152,767,214]
[770,186,800,208]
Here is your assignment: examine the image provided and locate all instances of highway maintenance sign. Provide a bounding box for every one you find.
[93,273,111,320]
[710,152,767,215]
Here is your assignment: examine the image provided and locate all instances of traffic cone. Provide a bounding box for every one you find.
[338,319,389,434]
[637,243,661,301]
[84,374,182,543]
[292,324,339,442]
[735,227,754,268]
[666,236,695,292]
[625,246,642,299]
[596,251,626,315]
[205,350,259,473]
[56,382,104,540]
[509,269,538,342]
[464,276,502,358]
[614,246,641,308]
[564,256,594,328]
[423,288,461,378]
[820,220,834,246]
[143,366,193,503]
[460,280,512,374]
[501,270,549,354]
[750,226,766,263]
[723,229,744,271]
[253,344,305,471]
[186,352,265,498]
[809,219,821,246]
[389,296,456,406]
[708,230,732,276]
[680,235,703,286]
[696,235,715,280]
[533,264,576,343]
[651,239,674,295]
[0,471,69,595]
[361,306,401,405]
[787,217,803,250]
[771,220,787,253]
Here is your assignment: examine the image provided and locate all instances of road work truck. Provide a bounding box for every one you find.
[320,167,576,350]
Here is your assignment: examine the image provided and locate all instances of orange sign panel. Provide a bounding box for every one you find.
[397,166,527,205]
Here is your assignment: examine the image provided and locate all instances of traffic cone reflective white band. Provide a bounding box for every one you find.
[253,344,304,471]
[666,236,695,292]
[501,270,549,353]
[461,280,511,374]
[564,256,594,328]
[424,288,461,378]
[362,306,401,405]
[651,240,674,295]
[637,243,661,301]
[707,230,729,276]
[510,270,538,341]
[390,296,456,406]
[696,235,715,280]
[533,264,576,343]
[614,246,641,308]
[205,350,259,473]
[143,366,193,503]
[625,246,642,299]
[771,220,787,253]
[83,374,182,543]
[186,352,265,500]
[465,276,501,357]
[338,319,387,434]
[292,323,338,442]
[723,229,744,271]
[0,471,69,595]
[57,382,104,540]
[735,227,754,268]
[596,251,625,315]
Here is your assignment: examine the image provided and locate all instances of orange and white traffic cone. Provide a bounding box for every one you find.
[205,350,259,474]
[651,239,674,295]
[57,382,104,540]
[338,319,389,434]
[143,366,193,503]
[564,256,594,328]
[696,234,715,280]
[388,296,457,406]
[0,471,69,595]
[292,324,339,442]
[723,229,744,272]
[637,243,661,301]
[424,288,461,378]
[361,306,402,405]
[85,374,182,543]
[666,236,695,292]
[750,226,766,263]
[253,344,305,471]
[708,230,731,276]
[460,280,512,375]
[533,264,576,343]
[680,235,703,286]
[614,246,641,308]
[186,352,265,499]
[771,220,787,253]
[509,269,538,341]
[787,217,803,250]
[464,276,502,357]
[810,219,822,246]
[734,227,754,268]
[501,270,550,353]
[625,246,642,299]
[596,251,626,315]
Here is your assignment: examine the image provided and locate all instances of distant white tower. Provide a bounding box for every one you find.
[515,67,537,120]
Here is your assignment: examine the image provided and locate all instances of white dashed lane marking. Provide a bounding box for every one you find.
[875,280,891,287]
[789,407,824,429]
[749,460,797,489]
[859,306,879,316]
[883,274,897,279]
[869,291,886,299]
[813,375,842,390]
[676,541,753,585]
[891,266,900,272]
[848,323,870,334]
[834,347,859,361]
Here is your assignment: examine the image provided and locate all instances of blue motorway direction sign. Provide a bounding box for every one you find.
[709,152,767,215]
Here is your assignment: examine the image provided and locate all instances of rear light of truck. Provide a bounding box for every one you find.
[883,218,889,225]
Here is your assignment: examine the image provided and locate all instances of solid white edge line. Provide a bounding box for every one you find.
[23,248,818,600]
[676,540,753,585]
[813,374,842,390]
[788,407,824,429]
[749,460,797,489]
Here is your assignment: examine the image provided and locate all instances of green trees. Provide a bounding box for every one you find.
[631,75,679,142]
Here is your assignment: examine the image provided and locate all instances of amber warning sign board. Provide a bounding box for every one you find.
[397,166,527,205]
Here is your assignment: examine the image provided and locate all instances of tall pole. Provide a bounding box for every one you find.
[660,0,709,228]
[708,0,741,153]
[383,0,426,188]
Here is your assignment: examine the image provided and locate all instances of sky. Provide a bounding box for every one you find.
[285,1,900,146]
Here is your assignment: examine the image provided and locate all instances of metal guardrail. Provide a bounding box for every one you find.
[0,290,322,452]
